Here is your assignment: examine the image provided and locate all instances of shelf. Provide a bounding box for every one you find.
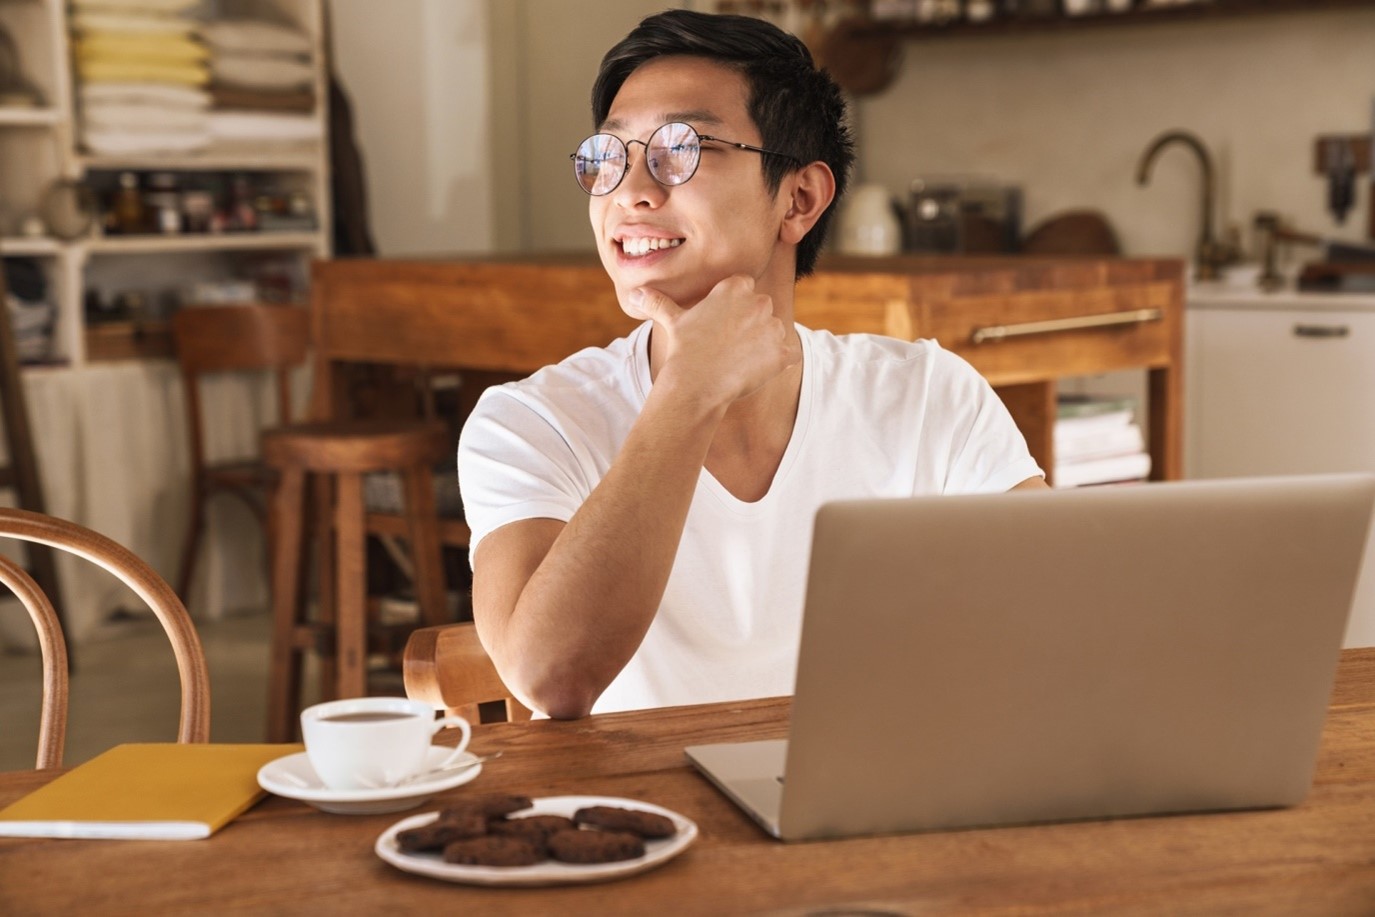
[83,232,324,255]
[864,0,1375,41]
[1,0,330,369]
[80,146,323,174]
[0,107,61,128]
[0,237,61,257]
[84,320,172,362]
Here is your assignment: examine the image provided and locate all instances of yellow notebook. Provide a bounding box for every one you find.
[0,743,301,840]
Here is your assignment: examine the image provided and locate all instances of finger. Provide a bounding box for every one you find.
[630,286,683,324]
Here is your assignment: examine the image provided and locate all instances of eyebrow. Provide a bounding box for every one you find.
[599,110,725,133]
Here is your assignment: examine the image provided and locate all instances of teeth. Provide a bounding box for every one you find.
[621,237,682,257]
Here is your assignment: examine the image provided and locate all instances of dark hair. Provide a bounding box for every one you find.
[592,9,854,279]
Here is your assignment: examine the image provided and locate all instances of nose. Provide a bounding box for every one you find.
[611,143,666,209]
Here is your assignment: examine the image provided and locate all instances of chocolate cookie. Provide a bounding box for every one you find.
[546,828,646,864]
[395,812,486,853]
[487,814,576,853]
[442,835,543,867]
[572,805,677,839]
[440,793,534,821]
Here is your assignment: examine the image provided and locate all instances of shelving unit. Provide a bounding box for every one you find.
[85,231,323,256]
[0,0,331,367]
[860,0,1375,41]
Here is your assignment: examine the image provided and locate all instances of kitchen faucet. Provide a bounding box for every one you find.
[1136,130,1235,281]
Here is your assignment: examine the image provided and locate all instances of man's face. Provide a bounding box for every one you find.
[589,56,794,316]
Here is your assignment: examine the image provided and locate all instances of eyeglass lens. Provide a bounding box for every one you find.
[572,122,701,196]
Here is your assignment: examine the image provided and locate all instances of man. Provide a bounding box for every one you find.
[458,9,1045,719]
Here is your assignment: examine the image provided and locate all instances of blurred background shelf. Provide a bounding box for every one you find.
[84,232,323,256]
[863,0,1375,41]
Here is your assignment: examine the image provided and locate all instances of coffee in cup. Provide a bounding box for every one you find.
[300,697,471,791]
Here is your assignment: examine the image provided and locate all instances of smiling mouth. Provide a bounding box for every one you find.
[619,237,683,258]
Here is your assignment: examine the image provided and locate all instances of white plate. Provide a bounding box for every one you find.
[256,746,482,815]
[374,795,698,887]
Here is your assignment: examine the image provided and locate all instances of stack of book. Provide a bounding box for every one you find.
[1053,394,1151,488]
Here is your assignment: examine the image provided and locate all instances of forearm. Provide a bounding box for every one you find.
[480,378,726,717]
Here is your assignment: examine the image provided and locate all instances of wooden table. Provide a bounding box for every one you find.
[4,649,1373,915]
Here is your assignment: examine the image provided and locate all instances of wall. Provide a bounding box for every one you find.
[336,4,1375,265]
[330,0,494,256]
[849,8,1375,261]
[488,0,672,253]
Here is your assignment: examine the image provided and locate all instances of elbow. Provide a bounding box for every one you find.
[525,679,602,720]
[512,666,604,720]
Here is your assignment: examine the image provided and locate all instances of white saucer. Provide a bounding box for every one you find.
[375,795,698,887]
[257,746,483,815]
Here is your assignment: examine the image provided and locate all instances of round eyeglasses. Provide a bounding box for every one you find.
[569,121,801,196]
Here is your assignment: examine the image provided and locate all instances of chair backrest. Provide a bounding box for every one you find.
[306,258,636,422]
[404,622,531,723]
[172,303,311,470]
[0,508,211,768]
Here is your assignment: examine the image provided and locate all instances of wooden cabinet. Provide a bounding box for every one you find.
[796,255,1184,484]
[313,254,1186,486]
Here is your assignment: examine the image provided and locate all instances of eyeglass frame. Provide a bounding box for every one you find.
[568,121,803,196]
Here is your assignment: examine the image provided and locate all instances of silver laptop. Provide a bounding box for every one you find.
[685,474,1375,841]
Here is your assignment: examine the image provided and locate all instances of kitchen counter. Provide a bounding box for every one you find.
[1189,281,1375,312]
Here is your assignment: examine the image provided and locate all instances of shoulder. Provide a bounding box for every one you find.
[800,325,970,378]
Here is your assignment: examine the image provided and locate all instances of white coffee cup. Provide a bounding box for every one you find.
[300,696,471,791]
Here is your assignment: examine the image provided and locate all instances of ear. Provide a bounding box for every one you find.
[778,161,836,246]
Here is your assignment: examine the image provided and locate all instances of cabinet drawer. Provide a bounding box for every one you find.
[917,282,1178,385]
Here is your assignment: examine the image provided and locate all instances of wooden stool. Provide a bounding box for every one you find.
[262,419,452,742]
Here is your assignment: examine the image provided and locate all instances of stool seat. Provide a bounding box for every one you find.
[262,420,450,472]
[263,417,454,742]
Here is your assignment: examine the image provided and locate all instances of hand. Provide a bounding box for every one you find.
[633,276,801,408]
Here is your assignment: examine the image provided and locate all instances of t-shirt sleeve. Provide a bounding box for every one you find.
[932,346,1045,493]
[457,386,589,565]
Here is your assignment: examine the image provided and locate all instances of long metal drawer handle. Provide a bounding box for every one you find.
[971,308,1163,344]
[1293,324,1349,339]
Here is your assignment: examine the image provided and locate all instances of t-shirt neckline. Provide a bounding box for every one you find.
[632,321,813,513]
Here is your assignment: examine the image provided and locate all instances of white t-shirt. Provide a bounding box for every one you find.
[458,322,1042,714]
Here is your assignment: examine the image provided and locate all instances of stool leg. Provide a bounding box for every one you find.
[312,474,337,699]
[401,464,447,628]
[266,466,306,743]
[334,471,368,700]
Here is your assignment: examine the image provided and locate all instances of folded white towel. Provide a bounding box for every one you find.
[199,19,314,56]
[207,110,321,142]
[71,11,198,36]
[82,125,211,155]
[82,100,208,133]
[211,54,314,91]
[81,82,210,109]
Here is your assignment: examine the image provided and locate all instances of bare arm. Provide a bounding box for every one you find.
[470,277,799,718]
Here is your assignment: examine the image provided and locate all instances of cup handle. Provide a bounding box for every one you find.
[430,715,472,769]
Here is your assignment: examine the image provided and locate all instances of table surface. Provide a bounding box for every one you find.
[3,649,1374,916]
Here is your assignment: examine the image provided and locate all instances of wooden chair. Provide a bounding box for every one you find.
[404,621,531,723]
[171,303,310,602]
[262,418,454,741]
[259,254,627,742]
[0,507,210,768]
[304,258,632,727]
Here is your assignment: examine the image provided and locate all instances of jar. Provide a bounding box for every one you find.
[112,172,145,235]
[837,184,902,257]
[145,172,182,234]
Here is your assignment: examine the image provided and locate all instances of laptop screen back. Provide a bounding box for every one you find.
[769,475,1375,840]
